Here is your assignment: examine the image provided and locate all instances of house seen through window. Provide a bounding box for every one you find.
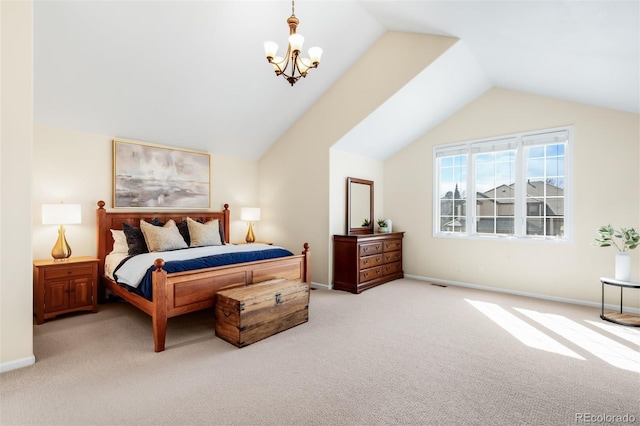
[435,127,571,240]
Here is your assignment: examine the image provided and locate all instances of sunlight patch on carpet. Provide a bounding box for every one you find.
[465,299,584,360]
[585,320,640,348]
[516,308,640,373]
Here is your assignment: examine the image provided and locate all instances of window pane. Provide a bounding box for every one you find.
[496,217,514,234]
[546,144,564,156]
[527,159,544,177]
[546,217,564,237]
[496,199,514,216]
[440,200,453,216]
[526,218,544,235]
[473,149,515,236]
[440,168,454,182]
[440,157,453,167]
[546,156,564,176]
[437,154,467,234]
[454,155,466,166]
[545,198,564,216]
[546,179,564,195]
[528,146,544,158]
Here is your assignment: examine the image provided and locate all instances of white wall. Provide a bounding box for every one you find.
[32,126,260,260]
[385,87,640,307]
[259,32,458,286]
[0,0,35,372]
[328,148,384,286]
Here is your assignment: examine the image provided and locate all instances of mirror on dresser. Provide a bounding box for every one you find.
[346,177,374,235]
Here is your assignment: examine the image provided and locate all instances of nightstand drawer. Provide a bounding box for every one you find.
[44,265,94,280]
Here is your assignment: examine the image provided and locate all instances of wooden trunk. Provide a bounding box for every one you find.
[215,279,309,347]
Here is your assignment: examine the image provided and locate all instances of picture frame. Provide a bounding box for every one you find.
[112,138,211,209]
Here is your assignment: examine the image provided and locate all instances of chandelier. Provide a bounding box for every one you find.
[263,0,323,86]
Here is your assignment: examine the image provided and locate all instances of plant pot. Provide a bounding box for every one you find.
[378,226,389,233]
[615,252,632,281]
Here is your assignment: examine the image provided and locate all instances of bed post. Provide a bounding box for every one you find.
[151,259,168,352]
[302,243,311,285]
[223,204,230,244]
[96,201,108,302]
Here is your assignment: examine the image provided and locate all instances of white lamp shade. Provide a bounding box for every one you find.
[298,57,311,73]
[264,41,278,58]
[288,33,304,52]
[240,207,261,222]
[308,46,323,64]
[42,204,82,225]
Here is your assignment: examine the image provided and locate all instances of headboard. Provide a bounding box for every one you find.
[95,200,230,278]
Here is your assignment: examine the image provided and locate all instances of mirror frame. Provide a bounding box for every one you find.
[346,177,374,235]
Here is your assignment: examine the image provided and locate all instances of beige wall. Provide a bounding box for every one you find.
[385,87,640,307]
[328,149,384,286]
[32,126,260,260]
[259,32,457,286]
[1,0,35,372]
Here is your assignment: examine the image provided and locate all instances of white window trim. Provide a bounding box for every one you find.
[433,126,573,243]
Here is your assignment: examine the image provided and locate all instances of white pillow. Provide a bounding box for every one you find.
[187,217,222,247]
[110,229,129,254]
[140,219,188,252]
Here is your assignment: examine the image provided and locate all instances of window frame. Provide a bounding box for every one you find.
[433,126,573,243]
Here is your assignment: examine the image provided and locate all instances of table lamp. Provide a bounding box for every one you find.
[240,207,261,243]
[42,203,82,261]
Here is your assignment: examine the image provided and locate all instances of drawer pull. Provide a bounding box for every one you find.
[363,260,369,265]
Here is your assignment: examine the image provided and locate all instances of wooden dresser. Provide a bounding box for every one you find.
[332,232,404,294]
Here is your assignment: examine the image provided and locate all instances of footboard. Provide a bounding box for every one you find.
[149,244,310,352]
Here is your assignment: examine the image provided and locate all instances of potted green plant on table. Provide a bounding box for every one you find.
[377,219,389,233]
[361,218,370,227]
[593,225,639,281]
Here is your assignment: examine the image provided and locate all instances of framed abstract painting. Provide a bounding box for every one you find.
[112,138,211,208]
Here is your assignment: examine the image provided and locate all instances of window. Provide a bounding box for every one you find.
[434,127,571,241]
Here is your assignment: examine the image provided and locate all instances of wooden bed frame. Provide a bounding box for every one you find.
[95,200,311,352]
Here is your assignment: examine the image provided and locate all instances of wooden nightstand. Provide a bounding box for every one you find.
[33,256,99,324]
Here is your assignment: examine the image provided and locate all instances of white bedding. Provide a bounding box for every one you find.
[105,243,281,288]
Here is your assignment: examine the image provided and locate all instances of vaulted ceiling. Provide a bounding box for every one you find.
[34,1,639,160]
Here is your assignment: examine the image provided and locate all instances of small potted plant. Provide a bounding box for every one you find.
[377,219,389,233]
[593,225,639,281]
[361,218,370,227]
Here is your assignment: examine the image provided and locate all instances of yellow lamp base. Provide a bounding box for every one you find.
[51,225,72,261]
[245,222,256,243]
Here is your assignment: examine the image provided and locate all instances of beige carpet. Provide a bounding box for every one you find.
[1,279,639,425]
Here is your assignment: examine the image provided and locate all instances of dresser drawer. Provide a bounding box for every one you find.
[359,242,383,257]
[44,265,94,280]
[384,239,402,252]
[360,266,383,283]
[383,261,402,276]
[360,254,383,270]
[383,251,402,263]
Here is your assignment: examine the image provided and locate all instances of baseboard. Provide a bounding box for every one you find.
[404,274,640,315]
[310,281,330,290]
[0,354,35,373]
